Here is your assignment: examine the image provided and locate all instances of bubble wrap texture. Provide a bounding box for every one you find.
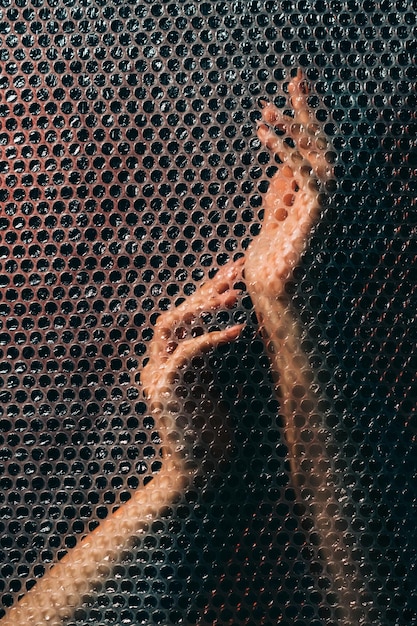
[1,1,417,625]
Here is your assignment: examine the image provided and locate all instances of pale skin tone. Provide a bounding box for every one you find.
[1,71,341,625]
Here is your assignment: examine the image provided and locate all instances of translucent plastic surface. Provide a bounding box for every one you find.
[1,1,417,625]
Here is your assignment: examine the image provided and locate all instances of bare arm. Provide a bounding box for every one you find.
[3,71,347,626]
[0,264,244,626]
[245,72,361,623]
[245,70,332,469]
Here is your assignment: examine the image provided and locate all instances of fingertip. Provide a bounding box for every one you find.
[225,323,245,340]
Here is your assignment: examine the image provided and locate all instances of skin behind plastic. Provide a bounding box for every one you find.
[2,72,358,626]
[245,72,361,624]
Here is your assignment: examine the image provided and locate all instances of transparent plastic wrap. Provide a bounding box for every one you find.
[0,2,417,625]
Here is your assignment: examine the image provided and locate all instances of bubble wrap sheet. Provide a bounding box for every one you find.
[0,1,417,625]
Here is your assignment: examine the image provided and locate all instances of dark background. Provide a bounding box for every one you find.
[0,1,417,624]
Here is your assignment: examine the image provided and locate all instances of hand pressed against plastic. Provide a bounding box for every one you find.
[1,71,333,626]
